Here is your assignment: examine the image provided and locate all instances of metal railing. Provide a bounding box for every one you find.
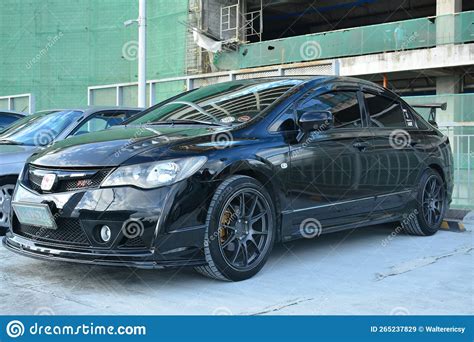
[216,10,474,69]
[437,125,473,210]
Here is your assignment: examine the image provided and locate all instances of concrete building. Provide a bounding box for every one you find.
[0,0,472,208]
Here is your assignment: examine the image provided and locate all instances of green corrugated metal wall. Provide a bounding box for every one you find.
[0,0,188,111]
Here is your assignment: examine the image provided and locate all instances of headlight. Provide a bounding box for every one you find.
[101,156,207,189]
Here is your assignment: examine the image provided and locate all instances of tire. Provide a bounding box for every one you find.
[0,176,17,233]
[401,168,447,236]
[195,175,276,281]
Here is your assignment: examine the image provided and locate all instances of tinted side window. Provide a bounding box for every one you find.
[365,93,406,128]
[0,115,19,126]
[297,91,362,128]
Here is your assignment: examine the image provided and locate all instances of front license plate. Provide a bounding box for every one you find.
[12,202,57,229]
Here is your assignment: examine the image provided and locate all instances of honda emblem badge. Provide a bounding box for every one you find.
[41,174,57,191]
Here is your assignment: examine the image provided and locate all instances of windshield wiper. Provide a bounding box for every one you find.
[147,119,225,127]
[0,139,24,145]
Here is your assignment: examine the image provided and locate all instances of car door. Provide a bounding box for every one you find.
[284,88,376,238]
[362,90,420,213]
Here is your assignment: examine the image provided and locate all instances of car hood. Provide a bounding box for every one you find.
[0,144,39,165]
[29,125,227,168]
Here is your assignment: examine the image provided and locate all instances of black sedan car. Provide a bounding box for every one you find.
[4,77,453,281]
[0,110,25,132]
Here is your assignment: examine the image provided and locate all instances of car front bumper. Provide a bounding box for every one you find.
[4,181,212,268]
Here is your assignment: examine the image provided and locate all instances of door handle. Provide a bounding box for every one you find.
[352,141,370,151]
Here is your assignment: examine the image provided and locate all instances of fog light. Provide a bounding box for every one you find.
[100,225,112,242]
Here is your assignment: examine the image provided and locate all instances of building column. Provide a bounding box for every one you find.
[436,0,462,15]
[436,74,463,124]
[437,75,462,94]
[436,0,462,45]
[436,0,463,124]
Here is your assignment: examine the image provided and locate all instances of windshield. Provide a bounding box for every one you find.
[129,79,300,126]
[0,110,83,146]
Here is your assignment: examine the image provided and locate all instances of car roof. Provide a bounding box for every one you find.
[202,76,388,93]
[36,106,144,117]
[0,110,26,117]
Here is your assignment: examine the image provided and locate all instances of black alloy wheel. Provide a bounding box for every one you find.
[402,168,447,236]
[195,175,275,281]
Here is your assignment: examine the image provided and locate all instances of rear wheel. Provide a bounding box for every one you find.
[401,168,447,236]
[195,175,276,281]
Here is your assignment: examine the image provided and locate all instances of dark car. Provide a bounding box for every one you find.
[0,110,25,132]
[3,77,453,281]
[0,107,142,231]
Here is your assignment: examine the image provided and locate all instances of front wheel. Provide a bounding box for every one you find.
[195,175,276,281]
[402,168,447,236]
[0,177,16,231]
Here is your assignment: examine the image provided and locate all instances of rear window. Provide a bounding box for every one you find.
[364,93,407,128]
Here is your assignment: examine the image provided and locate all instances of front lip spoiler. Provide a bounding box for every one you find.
[3,235,206,269]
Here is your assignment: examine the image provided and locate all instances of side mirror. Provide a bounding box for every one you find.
[298,110,333,132]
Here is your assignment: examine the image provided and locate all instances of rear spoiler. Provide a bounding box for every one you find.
[411,103,447,128]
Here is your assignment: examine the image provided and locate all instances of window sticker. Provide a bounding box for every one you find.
[220,116,235,123]
[237,115,251,122]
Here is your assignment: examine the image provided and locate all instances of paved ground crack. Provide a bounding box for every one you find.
[375,246,472,281]
[247,297,314,315]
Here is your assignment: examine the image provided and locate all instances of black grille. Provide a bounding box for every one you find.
[120,236,147,249]
[59,169,112,192]
[28,171,43,192]
[14,218,90,246]
[27,166,112,193]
